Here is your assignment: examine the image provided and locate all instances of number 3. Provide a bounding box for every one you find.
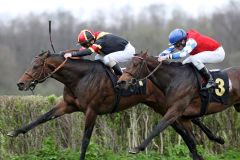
[215,78,225,96]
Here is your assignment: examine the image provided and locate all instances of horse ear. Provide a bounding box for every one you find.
[142,50,148,59]
[43,50,50,58]
[38,50,51,58]
[145,49,149,54]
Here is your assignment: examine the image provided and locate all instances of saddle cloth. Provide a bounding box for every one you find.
[209,70,229,105]
[99,61,147,96]
[198,70,229,108]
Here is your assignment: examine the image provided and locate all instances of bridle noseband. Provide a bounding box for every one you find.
[125,56,162,85]
[24,55,68,91]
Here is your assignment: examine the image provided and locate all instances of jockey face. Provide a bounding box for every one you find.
[174,39,186,50]
[81,40,95,48]
[89,40,95,46]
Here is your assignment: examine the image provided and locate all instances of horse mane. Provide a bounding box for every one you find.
[139,51,184,67]
[51,53,99,64]
[50,53,107,73]
[166,61,184,66]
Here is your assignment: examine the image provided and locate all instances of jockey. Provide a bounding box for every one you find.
[158,29,225,89]
[64,29,135,76]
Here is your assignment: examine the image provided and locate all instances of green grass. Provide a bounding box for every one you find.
[8,138,240,160]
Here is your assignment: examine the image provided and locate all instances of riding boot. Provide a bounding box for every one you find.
[199,66,216,89]
[112,64,122,76]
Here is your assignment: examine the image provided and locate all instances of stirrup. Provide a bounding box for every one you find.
[202,80,217,90]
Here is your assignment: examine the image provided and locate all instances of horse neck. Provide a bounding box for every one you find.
[146,59,179,93]
[49,55,95,85]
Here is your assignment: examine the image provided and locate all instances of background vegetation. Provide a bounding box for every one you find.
[0,1,240,95]
[0,95,239,159]
[1,0,240,159]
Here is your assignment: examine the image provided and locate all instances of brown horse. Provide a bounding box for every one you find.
[8,50,224,160]
[118,51,240,160]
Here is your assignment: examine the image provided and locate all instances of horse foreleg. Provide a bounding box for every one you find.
[7,100,76,137]
[129,106,180,154]
[172,121,204,160]
[191,118,224,144]
[80,108,97,160]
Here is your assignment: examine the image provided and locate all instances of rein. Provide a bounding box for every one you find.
[139,61,162,81]
[38,58,68,82]
[24,57,68,92]
[35,56,82,83]
[131,56,162,81]
[24,50,81,91]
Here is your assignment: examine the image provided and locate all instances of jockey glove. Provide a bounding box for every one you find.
[72,49,92,57]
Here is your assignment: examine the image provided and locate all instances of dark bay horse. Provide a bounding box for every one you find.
[118,51,240,160]
[8,50,224,160]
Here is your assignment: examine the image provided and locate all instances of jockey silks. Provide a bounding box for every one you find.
[88,32,128,55]
[186,29,221,55]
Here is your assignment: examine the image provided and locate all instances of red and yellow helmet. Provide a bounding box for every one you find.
[77,29,95,47]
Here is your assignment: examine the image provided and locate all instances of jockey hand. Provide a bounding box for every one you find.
[64,53,72,58]
[159,53,168,56]
[158,54,172,62]
[59,51,65,55]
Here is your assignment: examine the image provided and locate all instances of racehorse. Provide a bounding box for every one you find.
[117,51,240,160]
[8,50,224,160]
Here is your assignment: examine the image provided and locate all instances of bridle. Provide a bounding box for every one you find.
[24,53,68,92]
[124,56,162,85]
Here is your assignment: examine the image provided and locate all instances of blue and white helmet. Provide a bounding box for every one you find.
[168,29,187,45]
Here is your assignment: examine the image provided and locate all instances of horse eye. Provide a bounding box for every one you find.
[133,62,138,66]
[33,64,39,69]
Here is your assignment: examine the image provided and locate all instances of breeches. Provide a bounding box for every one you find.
[94,43,135,66]
[182,46,225,70]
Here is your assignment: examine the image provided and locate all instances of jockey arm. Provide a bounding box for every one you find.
[65,44,102,58]
[159,45,175,56]
[159,39,197,60]
[71,48,92,57]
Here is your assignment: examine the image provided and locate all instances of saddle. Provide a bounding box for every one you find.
[97,61,147,113]
[103,64,147,96]
[192,66,229,116]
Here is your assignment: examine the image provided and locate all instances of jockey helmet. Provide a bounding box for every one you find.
[168,29,187,45]
[77,29,95,46]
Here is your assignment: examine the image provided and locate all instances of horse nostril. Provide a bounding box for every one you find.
[116,80,128,89]
[131,78,137,85]
[118,80,127,86]
[17,82,23,87]
[115,84,121,91]
[17,82,24,90]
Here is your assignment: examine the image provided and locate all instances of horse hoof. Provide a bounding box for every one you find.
[129,147,140,154]
[198,157,204,160]
[194,155,204,160]
[7,131,18,137]
[217,137,225,145]
[114,85,121,91]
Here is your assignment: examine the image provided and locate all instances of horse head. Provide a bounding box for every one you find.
[117,51,153,89]
[17,50,62,91]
